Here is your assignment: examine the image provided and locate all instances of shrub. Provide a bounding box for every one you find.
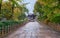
[0,20,24,27]
[50,13,60,23]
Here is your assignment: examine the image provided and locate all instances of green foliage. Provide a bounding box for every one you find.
[0,20,24,32]
[0,0,28,33]
[50,13,60,23]
[34,2,42,13]
[0,0,28,20]
[34,0,60,23]
[18,13,26,20]
[0,20,24,27]
[0,0,28,30]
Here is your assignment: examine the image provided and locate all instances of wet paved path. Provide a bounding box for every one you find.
[5,21,60,38]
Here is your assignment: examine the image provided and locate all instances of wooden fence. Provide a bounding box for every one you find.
[0,24,19,38]
[0,21,27,38]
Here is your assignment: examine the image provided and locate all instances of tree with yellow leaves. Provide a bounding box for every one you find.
[34,0,60,23]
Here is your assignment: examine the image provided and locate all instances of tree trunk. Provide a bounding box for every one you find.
[0,3,1,20]
[12,3,14,16]
[0,0,2,20]
[10,3,14,19]
[0,3,1,14]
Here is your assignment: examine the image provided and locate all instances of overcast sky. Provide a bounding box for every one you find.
[23,0,37,13]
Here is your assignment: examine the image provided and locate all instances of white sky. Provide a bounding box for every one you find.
[23,0,37,13]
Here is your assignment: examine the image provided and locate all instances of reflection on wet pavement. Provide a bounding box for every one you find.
[5,21,60,38]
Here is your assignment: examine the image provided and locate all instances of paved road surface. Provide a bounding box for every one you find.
[5,21,60,38]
